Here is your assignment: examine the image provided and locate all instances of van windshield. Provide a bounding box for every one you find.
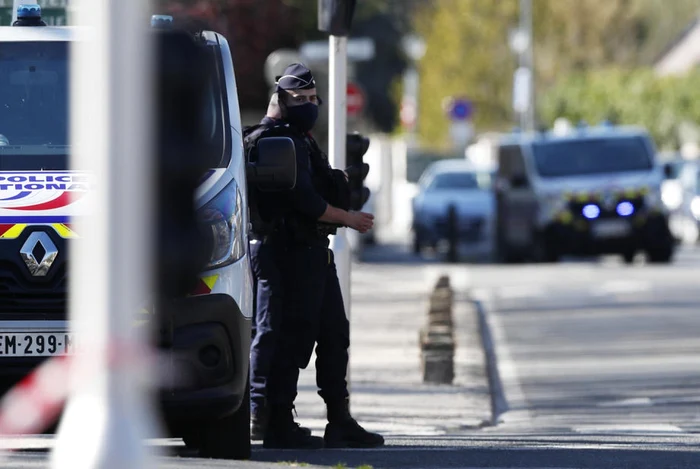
[532,136,653,178]
[0,40,230,170]
[0,41,68,147]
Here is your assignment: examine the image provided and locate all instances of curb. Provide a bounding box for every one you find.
[472,295,508,426]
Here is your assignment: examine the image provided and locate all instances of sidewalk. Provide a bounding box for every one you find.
[292,245,492,437]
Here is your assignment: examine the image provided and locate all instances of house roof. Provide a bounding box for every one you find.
[654,15,700,76]
[654,15,700,65]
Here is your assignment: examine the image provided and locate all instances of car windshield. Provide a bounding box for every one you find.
[0,40,230,170]
[532,136,653,178]
[427,170,492,191]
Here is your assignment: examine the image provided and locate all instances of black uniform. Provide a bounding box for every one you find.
[254,62,383,449]
[247,117,326,440]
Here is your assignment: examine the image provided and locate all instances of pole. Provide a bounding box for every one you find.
[51,0,160,467]
[328,34,351,391]
[11,0,19,24]
[520,0,535,132]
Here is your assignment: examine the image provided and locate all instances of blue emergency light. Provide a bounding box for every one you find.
[616,201,635,217]
[151,15,174,28]
[17,4,41,19]
[582,204,600,220]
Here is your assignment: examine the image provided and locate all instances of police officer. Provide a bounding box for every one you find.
[247,64,376,448]
[262,63,384,449]
[246,94,312,442]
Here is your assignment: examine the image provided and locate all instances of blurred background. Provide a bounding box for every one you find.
[11,0,700,257]
[5,3,700,466]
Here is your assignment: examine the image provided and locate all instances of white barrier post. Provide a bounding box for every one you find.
[329,35,350,316]
[51,0,160,468]
[328,34,351,393]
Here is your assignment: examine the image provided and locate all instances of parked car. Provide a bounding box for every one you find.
[411,159,495,261]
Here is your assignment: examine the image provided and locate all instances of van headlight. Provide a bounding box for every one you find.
[197,179,245,270]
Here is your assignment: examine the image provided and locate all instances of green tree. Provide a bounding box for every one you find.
[416,0,519,148]
[413,0,699,147]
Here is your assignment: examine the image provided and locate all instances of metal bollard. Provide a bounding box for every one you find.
[420,275,455,384]
[446,204,459,263]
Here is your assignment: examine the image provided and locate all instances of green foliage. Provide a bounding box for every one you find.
[415,0,519,148]
[413,0,699,148]
[539,68,700,149]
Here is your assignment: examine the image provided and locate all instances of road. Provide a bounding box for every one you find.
[468,247,700,467]
[3,245,700,468]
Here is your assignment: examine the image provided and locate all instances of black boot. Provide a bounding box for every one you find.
[252,404,311,441]
[324,398,385,448]
[263,407,324,449]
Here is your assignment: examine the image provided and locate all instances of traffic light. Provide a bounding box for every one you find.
[318,0,357,36]
[153,27,212,299]
[345,132,370,211]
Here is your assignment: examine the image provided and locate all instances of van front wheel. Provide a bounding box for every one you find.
[198,381,251,460]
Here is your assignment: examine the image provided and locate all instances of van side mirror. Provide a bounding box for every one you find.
[510,174,529,188]
[247,136,297,191]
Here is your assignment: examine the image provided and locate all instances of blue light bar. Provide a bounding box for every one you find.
[151,14,174,28]
[582,204,600,220]
[616,201,634,217]
[17,4,41,19]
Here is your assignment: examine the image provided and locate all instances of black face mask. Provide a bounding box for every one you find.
[285,102,319,132]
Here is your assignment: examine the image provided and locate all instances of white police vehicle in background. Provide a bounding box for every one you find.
[495,124,675,264]
[0,7,295,460]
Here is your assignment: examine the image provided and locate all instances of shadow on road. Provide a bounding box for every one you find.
[249,440,700,469]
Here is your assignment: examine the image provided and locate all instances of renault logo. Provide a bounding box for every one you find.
[20,232,58,277]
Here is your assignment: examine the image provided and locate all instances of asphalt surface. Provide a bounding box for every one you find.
[3,243,700,468]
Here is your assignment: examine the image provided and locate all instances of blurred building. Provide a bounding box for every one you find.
[655,14,700,76]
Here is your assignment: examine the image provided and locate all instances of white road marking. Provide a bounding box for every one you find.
[598,397,653,407]
[496,285,547,300]
[573,424,684,434]
[592,280,652,296]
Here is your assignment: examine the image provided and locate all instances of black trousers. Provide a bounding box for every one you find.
[267,245,350,410]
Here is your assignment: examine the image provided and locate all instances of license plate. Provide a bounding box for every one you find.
[592,220,630,238]
[0,332,74,357]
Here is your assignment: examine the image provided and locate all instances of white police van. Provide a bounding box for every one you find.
[495,124,675,264]
[0,6,295,460]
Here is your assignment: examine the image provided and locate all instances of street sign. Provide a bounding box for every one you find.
[346,82,365,117]
[300,37,375,63]
[444,97,473,121]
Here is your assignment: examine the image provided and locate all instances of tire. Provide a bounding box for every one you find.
[497,246,521,264]
[198,380,251,460]
[412,233,422,255]
[647,244,674,264]
[182,430,202,450]
[622,249,636,265]
[532,235,559,264]
[363,233,376,246]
